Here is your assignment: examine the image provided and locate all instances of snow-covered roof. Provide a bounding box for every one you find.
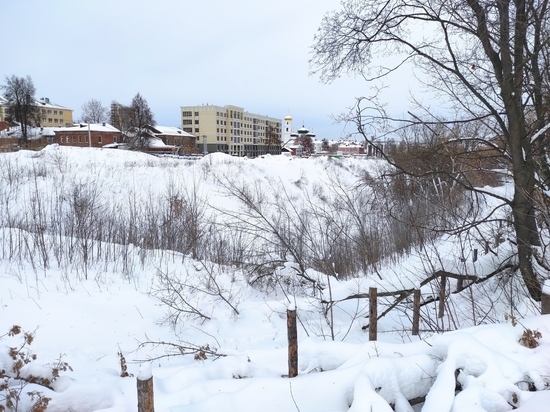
[147,137,171,148]
[148,125,195,137]
[0,91,72,111]
[35,98,70,110]
[57,123,121,133]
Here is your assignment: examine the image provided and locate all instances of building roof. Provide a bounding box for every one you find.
[148,125,195,137]
[0,89,71,111]
[56,123,120,133]
[35,97,71,110]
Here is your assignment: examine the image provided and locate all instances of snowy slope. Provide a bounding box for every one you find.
[0,146,549,411]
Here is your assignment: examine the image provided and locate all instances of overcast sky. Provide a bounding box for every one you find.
[1,0,412,139]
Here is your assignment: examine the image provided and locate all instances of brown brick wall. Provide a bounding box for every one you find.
[55,130,122,148]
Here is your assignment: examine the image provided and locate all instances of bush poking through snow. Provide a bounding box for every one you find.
[118,351,133,378]
[519,328,542,348]
[0,325,72,412]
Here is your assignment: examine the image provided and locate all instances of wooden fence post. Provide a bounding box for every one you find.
[542,293,550,315]
[438,275,447,319]
[412,289,421,336]
[287,308,298,378]
[137,370,155,412]
[369,287,377,341]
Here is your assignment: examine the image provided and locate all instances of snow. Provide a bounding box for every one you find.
[0,146,549,411]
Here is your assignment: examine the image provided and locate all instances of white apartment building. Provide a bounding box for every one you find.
[180,104,282,157]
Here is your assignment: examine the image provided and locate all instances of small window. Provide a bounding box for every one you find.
[98,135,102,143]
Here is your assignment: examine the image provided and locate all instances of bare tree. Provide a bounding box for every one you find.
[3,75,38,145]
[265,124,282,155]
[310,0,550,300]
[80,98,109,123]
[296,134,314,155]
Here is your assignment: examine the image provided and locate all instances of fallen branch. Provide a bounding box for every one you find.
[133,338,226,363]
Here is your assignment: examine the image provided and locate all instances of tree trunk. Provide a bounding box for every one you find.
[508,110,542,301]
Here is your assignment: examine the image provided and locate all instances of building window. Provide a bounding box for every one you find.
[79,136,82,143]
[72,136,76,143]
[182,120,192,125]
[182,111,192,117]
[59,111,63,116]
[194,111,199,116]
[54,110,58,115]
[194,120,199,124]
[195,128,199,133]
[47,109,52,114]
[98,135,102,143]
[48,118,52,123]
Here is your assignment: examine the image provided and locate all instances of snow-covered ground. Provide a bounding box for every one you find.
[0,146,549,411]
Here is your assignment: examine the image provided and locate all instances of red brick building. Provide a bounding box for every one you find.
[54,123,122,148]
[145,125,197,154]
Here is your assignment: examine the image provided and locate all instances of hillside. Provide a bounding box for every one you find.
[0,146,549,411]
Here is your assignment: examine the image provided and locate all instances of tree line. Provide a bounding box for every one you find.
[2,75,154,149]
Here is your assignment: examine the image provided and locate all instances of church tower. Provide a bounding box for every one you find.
[283,115,293,143]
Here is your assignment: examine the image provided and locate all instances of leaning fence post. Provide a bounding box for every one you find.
[287,306,298,378]
[412,289,421,336]
[438,275,447,319]
[369,287,378,341]
[137,364,155,412]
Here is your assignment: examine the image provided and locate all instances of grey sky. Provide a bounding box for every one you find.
[1,0,409,139]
